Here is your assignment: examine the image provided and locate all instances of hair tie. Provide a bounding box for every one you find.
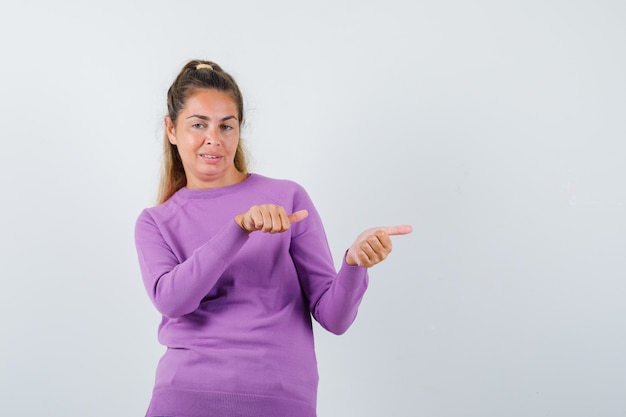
[196,63,213,70]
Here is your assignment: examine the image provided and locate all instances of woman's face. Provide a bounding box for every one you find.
[165,88,245,189]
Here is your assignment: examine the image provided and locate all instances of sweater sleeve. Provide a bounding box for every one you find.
[135,210,249,318]
[289,188,369,335]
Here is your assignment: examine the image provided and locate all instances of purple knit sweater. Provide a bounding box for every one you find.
[135,174,369,417]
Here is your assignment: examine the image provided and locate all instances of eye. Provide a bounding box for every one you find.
[221,124,234,131]
[192,123,205,129]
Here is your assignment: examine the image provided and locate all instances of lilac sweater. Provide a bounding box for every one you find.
[135,174,369,417]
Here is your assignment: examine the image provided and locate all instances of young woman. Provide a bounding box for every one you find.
[135,60,412,417]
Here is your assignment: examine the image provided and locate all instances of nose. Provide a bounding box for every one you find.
[205,128,220,146]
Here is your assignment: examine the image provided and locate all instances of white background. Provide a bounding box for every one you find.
[1,1,625,416]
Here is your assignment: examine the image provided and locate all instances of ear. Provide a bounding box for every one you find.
[165,116,177,145]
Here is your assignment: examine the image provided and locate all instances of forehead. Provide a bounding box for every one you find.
[183,88,238,115]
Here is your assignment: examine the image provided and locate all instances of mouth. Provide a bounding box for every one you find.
[199,154,220,159]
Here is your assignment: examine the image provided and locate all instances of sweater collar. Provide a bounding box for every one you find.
[174,173,256,200]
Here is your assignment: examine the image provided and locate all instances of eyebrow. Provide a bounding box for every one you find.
[186,114,238,122]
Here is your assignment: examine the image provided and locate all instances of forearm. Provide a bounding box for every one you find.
[312,257,369,335]
[136,218,249,318]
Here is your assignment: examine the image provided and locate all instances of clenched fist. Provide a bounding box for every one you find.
[235,204,309,234]
[345,225,413,268]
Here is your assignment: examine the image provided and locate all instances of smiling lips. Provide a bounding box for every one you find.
[199,153,221,161]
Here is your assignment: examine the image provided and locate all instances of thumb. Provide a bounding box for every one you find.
[288,209,309,224]
[381,224,413,236]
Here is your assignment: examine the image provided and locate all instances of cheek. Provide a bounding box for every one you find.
[181,134,204,148]
[226,136,240,152]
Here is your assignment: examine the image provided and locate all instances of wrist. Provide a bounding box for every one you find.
[344,250,358,266]
[234,215,251,234]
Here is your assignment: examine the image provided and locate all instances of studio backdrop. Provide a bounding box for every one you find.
[0,1,624,416]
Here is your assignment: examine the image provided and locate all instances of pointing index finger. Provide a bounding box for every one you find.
[288,209,309,224]
[382,225,413,236]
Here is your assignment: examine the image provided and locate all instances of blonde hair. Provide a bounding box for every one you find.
[157,60,248,204]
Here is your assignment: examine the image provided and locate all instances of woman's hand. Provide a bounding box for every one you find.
[346,225,413,267]
[235,205,309,234]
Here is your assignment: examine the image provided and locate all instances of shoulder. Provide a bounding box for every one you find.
[247,174,316,211]
[135,190,184,227]
[248,173,309,198]
[249,173,305,190]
